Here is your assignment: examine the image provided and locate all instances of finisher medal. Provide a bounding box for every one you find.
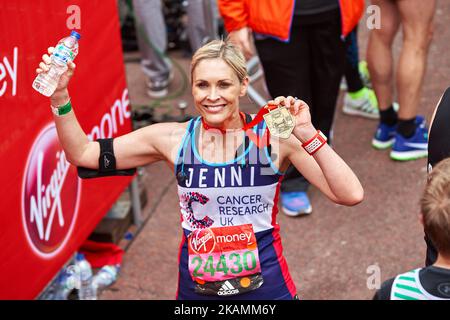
[262,105,295,139]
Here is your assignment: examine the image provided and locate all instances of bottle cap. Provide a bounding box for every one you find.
[75,253,85,261]
[70,30,81,40]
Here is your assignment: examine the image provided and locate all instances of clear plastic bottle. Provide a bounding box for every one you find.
[92,265,120,291]
[32,30,81,97]
[75,253,97,300]
[53,268,75,300]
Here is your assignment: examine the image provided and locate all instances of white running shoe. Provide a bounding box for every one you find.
[343,87,379,119]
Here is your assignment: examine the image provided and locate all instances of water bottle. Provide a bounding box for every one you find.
[32,30,81,97]
[53,269,75,300]
[75,253,97,300]
[92,265,120,291]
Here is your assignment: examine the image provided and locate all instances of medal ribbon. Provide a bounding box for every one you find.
[241,103,278,131]
[201,103,278,148]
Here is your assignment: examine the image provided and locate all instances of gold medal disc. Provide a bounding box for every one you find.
[263,106,295,139]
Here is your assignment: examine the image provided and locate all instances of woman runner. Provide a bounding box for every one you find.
[36,40,363,299]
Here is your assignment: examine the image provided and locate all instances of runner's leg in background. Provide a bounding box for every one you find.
[396,0,436,121]
[367,0,400,112]
[254,19,313,215]
[344,26,364,93]
[133,0,172,97]
[186,0,219,52]
[343,25,379,119]
[309,9,345,142]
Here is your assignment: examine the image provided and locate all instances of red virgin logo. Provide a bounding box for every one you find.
[189,228,216,254]
[21,124,80,258]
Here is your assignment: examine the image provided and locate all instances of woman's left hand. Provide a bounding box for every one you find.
[270,96,317,143]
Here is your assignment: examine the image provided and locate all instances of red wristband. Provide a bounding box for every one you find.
[302,130,327,155]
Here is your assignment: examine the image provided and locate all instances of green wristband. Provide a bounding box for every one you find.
[51,99,72,116]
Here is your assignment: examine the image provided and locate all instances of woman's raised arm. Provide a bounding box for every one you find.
[37,47,178,170]
[272,96,364,206]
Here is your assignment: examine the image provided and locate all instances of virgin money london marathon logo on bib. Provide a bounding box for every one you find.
[189,228,216,254]
[21,124,80,258]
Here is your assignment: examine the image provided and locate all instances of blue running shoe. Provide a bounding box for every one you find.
[372,122,396,149]
[390,116,428,161]
[281,192,312,217]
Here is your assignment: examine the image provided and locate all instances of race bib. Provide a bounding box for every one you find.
[187,224,264,296]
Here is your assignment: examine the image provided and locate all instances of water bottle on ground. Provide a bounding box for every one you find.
[32,30,81,97]
[53,267,77,300]
[92,265,120,291]
[75,253,97,300]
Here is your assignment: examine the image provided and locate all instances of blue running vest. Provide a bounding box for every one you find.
[174,116,297,300]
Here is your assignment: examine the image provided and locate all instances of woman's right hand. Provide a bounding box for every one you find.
[228,27,254,60]
[36,46,76,102]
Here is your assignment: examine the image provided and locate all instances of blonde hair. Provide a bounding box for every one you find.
[190,39,247,84]
[421,157,450,257]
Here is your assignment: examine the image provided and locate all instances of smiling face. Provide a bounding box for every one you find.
[192,58,248,129]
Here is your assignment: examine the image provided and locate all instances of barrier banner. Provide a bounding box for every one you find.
[0,0,133,299]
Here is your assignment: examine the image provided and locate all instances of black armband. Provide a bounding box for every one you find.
[77,138,136,179]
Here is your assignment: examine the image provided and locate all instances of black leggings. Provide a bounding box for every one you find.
[255,9,345,192]
[344,26,364,93]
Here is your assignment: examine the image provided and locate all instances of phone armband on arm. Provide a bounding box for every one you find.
[77,138,136,179]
